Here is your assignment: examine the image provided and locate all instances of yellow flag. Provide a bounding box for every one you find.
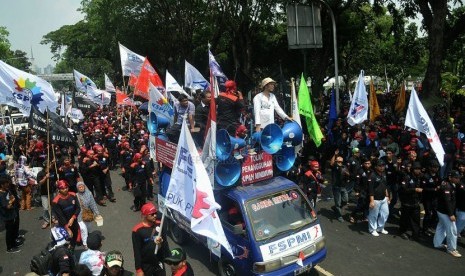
[395,82,406,114]
[369,79,380,122]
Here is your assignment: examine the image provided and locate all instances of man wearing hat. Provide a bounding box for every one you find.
[397,162,424,241]
[367,159,390,236]
[433,170,461,257]
[164,248,194,276]
[217,80,245,136]
[132,202,168,275]
[100,250,132,276]
[253,77,292,132]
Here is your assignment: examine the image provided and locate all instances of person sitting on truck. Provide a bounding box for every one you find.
[228,205,245,229]
[164,248,194,276]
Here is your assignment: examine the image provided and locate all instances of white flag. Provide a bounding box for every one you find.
[291,79,303,153]
[148,82,174,129]
[185,60,209,91]
[60,94,66,117]
[73,69,97,93]
[104,74,116,93]
[87,86,111,106]
[165,119,233,257]
[405,88,445,166]
[68,107,84,121]
[118,42,145,76]
[347,70,368,126]
[0,60,58,116]
[165,70,190,98]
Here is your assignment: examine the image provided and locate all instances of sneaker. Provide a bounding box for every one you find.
[378,229,388,235]
[371,231,379,237]
[400,233,410,240]
[448,250,462,258]
[41,222,49,229]
[435,244,447,250]
[337,217,344,222]
[15,240,24,247]
[7,247,21,253]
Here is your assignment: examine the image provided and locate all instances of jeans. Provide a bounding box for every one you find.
[41,195,51,223]
[368,197,389,233]
[455,209,465,234]
[332,186,348,218]
[433,211,458,251]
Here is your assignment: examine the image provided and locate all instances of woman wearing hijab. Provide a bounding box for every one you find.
[76,181,101,249]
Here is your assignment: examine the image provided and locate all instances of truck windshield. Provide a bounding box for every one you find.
[246,188,315,241]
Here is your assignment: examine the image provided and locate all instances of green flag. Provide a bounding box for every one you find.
[298,73,324,147]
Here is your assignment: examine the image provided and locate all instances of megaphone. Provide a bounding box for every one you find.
[282,121,303,146]
[148,112,170,134]
[216,129,246,161]
[252,123,283,154]
[275,146,296,171]
[215,157,241,187]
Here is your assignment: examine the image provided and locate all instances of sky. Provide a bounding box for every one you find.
[0,0,84,69]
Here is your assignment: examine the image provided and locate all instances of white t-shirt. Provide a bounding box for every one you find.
[253,92,287,129]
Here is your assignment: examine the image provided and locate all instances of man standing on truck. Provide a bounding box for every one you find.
[132,203,169,276]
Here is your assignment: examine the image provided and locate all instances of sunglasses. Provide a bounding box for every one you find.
[166,261,182,266]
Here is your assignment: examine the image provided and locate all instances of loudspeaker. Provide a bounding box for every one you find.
[282,121,303,146]
[275,146,296,171]
[147,112,170,134]
[216,129,246,161]
[252,123,283,154]
[215,157,241,187]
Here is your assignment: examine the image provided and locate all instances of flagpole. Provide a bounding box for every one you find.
[46,111,52,228]
[154,208,166,254]
[290,77,295,119]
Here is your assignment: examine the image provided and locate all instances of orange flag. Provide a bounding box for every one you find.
[116,89,135,106]
[369,79,380,122]
[134,58,164,99]
[128,73,138,87]
[395,81,406,114]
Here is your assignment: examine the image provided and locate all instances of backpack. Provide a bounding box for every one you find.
[30,244,53,275]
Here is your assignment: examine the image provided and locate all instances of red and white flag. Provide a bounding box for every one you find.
[201,69,218,185]
[134,58,164,99]
[116,90,135,106]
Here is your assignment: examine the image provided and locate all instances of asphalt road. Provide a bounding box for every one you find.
[1,169,465,275]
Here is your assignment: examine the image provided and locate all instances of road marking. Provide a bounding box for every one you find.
[315,265,334,276]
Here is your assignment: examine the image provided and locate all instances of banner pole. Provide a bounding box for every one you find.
[154,208,166,254]
[46,111,52,227]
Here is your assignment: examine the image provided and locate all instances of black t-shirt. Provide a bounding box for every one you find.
[368,171,387,200]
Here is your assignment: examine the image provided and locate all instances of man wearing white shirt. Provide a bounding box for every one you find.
[253,77,291,132]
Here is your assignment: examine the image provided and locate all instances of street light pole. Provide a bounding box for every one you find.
[316,0,339,114]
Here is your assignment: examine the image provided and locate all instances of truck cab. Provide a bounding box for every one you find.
[160,174,326,276]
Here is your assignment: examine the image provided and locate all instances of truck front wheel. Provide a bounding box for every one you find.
[218,258,236,276]
[169,220,187,244]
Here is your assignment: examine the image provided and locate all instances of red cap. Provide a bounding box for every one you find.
[310,160,320,169]
[235,125,247,137]
[368,132,377,140]
[141,203,157,216]
[133,153,142,162]
[86,150,95,158]
[225,80,237,90]
[57,180,69,189]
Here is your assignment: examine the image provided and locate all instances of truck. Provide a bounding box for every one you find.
[159,173,327,276]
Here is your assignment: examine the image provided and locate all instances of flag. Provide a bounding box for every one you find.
[68,108,84,121]
[0,60,58,116]
[104,74,116,93]
[208,50,227,95]
[86,86,111,106]
[296,251,305,267]
[165,70,190,98]
[202,69,218,185]
[134,58,164,100]
[128,73,138,87]
[395,82,406,114]
[116,90,135,106]
[47,110,77,146]
[405,88,445,166]
[369,78,380,122]
[347,70,368,126]
[73,69,97,93]
[327,88,337,143]
[165,119,233,257]
[385,67,390,93]
[118,42,145,76]
[28,105,48,136]
[298,74,323,147]
[73,96,98,112]
[60,94,66,117]
[290,78,303,153]
[148,82,174,129]
[185,60,209,91]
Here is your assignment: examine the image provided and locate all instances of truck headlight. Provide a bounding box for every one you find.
[253,259,281,273]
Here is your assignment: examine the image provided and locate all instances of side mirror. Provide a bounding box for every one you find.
[232,224,245,235]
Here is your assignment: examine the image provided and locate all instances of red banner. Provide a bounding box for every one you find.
[155,137,177,168]
[241,152,273,185]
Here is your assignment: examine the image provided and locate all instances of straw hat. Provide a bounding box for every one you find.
[260,77,276,89]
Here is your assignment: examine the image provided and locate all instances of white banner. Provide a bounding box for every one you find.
[405,88,445,166]
[165,120,233,257]
[104,73,116,93]
[185,60,209,91]
[73,69,97,93]
[118,42,144,76]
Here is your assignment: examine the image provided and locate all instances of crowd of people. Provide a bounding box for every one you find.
[1,75,465,276]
